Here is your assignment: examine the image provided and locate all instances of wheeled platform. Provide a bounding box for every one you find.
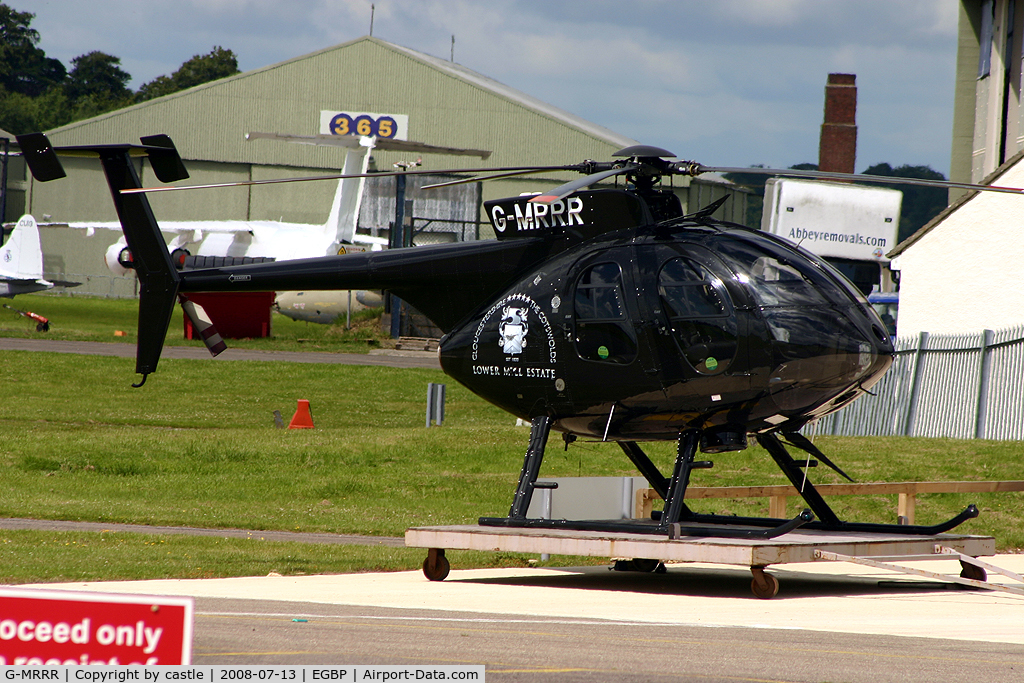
[405,523,999,598]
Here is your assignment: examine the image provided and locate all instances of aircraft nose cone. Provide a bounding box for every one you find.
[766,305,892,413]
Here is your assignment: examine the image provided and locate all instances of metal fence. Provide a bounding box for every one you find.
[816,326,1024,440]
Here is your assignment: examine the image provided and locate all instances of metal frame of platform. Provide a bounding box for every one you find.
[405,524,999,598]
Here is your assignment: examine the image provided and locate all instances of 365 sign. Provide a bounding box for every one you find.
[0,587,193,665]
[319,110,408,140]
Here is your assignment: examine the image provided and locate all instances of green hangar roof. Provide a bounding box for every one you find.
[43,35,637,172]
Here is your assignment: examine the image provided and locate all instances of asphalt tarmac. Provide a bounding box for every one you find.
[19,555,1024,681]
[0,338,441,369]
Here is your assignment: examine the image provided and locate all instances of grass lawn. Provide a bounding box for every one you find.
[2,294,1023,583]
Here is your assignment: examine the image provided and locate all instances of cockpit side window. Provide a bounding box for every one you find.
[715,239,846,308]
[746,255,825,307]
[573,262,636,364]
[660,258,729,318]
[714,235,874,370]
[658,257,736,374]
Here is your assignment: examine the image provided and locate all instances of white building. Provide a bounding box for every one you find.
[890,0,1024,335]
[889,150,1024,335]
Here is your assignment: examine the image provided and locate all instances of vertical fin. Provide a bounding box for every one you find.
[325,138,373,248]
[94,145,182,380]
[15,133,66,182]
[0,215,46,280]
[15,133,190,383]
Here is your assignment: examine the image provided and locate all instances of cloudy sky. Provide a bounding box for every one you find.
[15,0,960,174]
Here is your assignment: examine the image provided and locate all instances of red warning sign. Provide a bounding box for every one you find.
[0,587,193,665]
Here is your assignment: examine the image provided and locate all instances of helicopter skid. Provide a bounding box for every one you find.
[479,504,978,539]
[668,507,981,536]
[478,508,815,540]
[500,420,981,542]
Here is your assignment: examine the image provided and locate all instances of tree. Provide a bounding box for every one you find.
[52,51,135,122]
[0,87,70,133]
[0,4,65,97]
[0,7,242,133]
[136,46,240,101]
[64,51,132,102]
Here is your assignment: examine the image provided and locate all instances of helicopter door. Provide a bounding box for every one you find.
[634,244,742,383]
[571,260,638,365]
[657,257,737,375]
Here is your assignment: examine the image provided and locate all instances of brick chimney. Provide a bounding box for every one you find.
[818,73,857,174]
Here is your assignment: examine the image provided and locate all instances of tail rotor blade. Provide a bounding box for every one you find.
[179,295,227,356]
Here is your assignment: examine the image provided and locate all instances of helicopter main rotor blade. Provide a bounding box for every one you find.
[421,167,570,190]
[528,164,638,204]
[696,165,1024,197]
[119,164,580,195]
[246,131,493,159]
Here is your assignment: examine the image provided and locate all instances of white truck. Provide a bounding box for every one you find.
[760,178,902,296]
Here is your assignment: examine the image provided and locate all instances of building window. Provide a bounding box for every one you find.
[980,0,994,79]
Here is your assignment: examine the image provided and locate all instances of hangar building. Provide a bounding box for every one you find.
[3,36,748,297]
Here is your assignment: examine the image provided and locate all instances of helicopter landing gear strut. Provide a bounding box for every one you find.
[756,433,979,535]
[507,415,553,520]
[479,422,814,539]
[479,421,980,539]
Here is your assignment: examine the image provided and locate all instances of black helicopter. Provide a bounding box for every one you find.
[16,133,986,541]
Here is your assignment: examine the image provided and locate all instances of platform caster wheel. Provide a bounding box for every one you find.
[633,558,664,573]
[423,548,450,581]
[750,567,779,599]
[960,560,987,582]
[613,558,664,573]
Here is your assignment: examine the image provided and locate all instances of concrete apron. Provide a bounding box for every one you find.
[21,554,1024,646]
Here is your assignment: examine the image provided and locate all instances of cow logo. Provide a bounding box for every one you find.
[471,293,557,371]
[498,306,528,355]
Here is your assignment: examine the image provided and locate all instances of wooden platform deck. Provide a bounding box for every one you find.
[405,524,995,568]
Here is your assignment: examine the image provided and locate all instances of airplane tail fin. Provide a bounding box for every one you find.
[17,132,191,385]
[324,140,373,248]
[0,215,46,281]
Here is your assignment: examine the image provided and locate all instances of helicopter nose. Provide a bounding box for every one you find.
[766,305,893,413]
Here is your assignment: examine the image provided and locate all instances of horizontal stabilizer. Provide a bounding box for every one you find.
[16,134,66,182]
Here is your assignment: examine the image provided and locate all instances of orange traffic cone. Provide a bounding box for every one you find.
[288,399,315,429]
